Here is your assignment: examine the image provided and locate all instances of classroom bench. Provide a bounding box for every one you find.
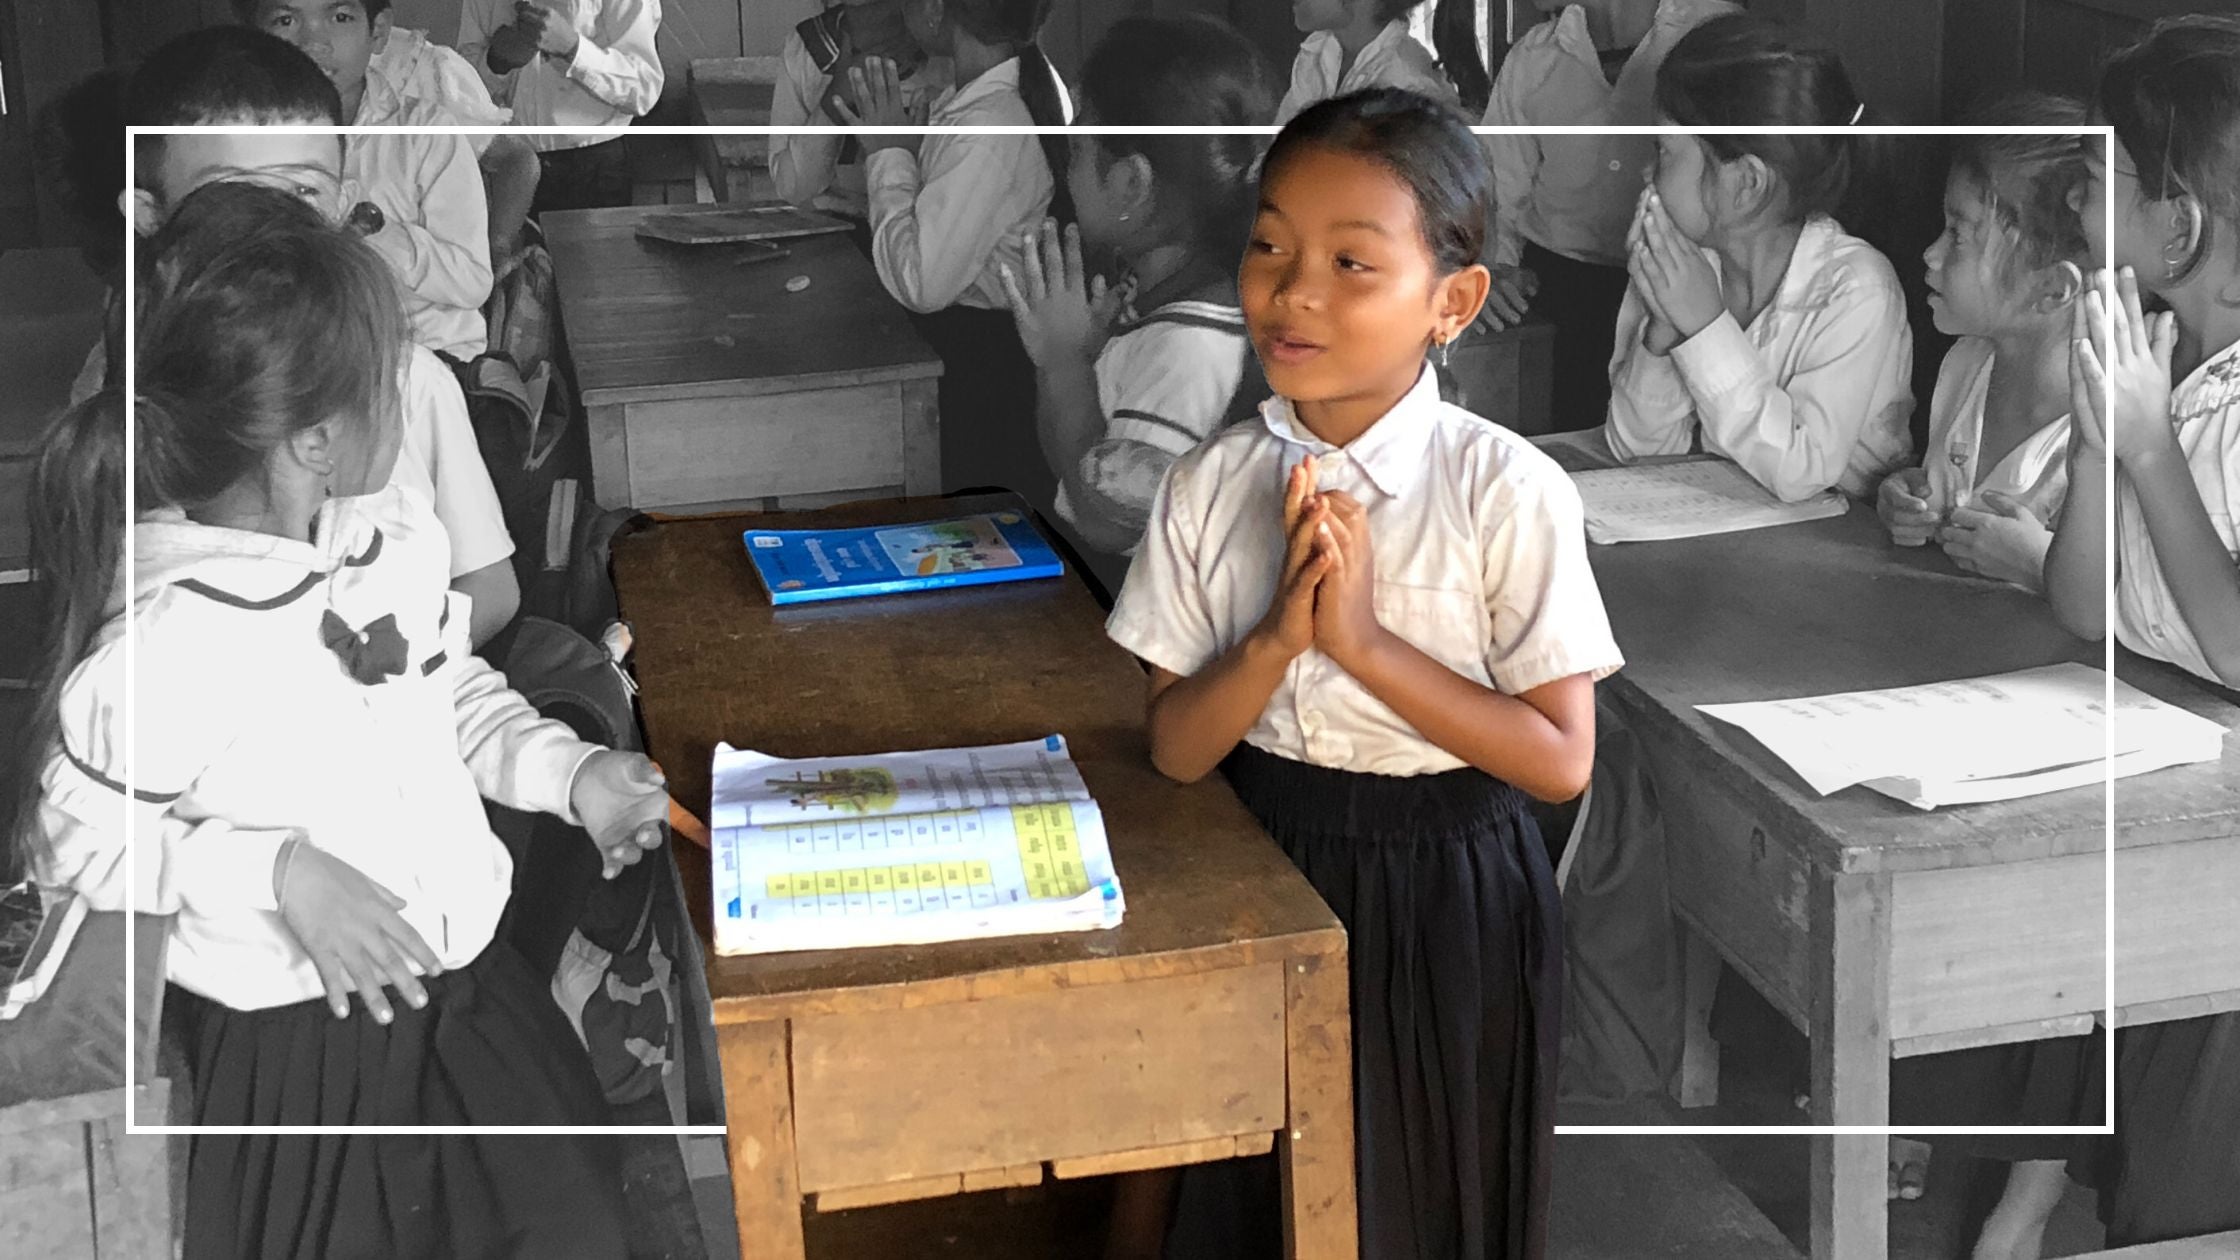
[1547,429,2240,1260]
[612,493,1360,1260]
[543,206,943,516]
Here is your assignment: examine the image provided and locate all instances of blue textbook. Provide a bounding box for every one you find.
[743,512,1065,605]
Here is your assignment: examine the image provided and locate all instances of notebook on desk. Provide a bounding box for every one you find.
[633,205,855,246]
[1568,458,1848,544]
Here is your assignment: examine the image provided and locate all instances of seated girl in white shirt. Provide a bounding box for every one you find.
[27,182,667,1259]
[2047,19,2240,1249]
[1000,15,1272,595]
[835,0,1066,510]
[1877,94,2092,594]
[1112,89,1622,1260]
[1274,0,1456,124]
[1608,13,1914,501]
[769,0,948,219]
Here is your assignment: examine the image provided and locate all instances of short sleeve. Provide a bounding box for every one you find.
[1481,461,1624,694]
[1105,460,1225,677]
[403,350,514,577]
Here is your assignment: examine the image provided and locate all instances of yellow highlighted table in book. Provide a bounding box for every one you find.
[709,736,1125,955]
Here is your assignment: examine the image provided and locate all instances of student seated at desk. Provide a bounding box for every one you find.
[237,0,496,363]
[2045,15,2240,1249]
[771,0,950,220]
[832,0,1066,511]
[1477,0,1737,417]
[1876,96,2091,595]
[1000,16,1271,596]
[1111,89,1622,1260]
[121,28,521,648]
[1274,0,1457,125]
[25,182,669,1260]
[1606,14,1914,502]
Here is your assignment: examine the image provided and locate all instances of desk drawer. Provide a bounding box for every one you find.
[618,383,910,509]
[1889,853,2104,1046]
[788,964,1287,1195]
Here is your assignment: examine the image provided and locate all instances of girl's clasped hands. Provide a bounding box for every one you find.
[1261,454,1383,669]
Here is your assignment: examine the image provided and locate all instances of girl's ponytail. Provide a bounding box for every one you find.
[1432,0,1489,117]
[1015,40,1076,227]
[0,392,128,886]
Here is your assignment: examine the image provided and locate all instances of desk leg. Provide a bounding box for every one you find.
[1281,952,1358,1260]
[586,401,631,511]
[1807,870,1891,1260]
[1676,924,1722,1108]
[899,378,941,497]
[719,1019,806,1260]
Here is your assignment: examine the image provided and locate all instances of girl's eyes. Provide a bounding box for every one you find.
[1334,255,1372,273]
[1247,237,1280,255]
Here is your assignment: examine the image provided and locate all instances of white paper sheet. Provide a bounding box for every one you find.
[1569,459,1848,543]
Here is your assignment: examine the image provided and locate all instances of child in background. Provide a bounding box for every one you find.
[238,0,495,361]
[31,181,663,1259]
[1478,0,1736,418]
[1000,16,1273,595]
[835,0,1066,510]
[458,0,664,214]
[1877,95,2091,595]
[2047,16,2240,1245]
[1274,0,1456,125]
[1608,13,1914,501]
[1113,88,1621,1259]
[770,0,949,219]
[363,12,543,280]
[123,27,520,647]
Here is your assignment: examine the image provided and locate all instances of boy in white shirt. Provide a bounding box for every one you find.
[459,0,665,214]
[769,0,946,218]
[236,0,496,362]
[1274,0,1456,125]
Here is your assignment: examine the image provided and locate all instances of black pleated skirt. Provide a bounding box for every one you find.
[1167,743,1563,1260]
[167,938,628,1260]
[2073,1012,2240,1247]
[1889,1033,2103,1161]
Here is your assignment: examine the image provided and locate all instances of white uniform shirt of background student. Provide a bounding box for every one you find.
[2117,345,2240,682]
[769,0,946,218]
[1110,368,1624,775]
[459,0,664,149]
[1275,0,1457,126]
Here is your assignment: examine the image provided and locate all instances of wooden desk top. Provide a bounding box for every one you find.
[0,248,107,460]
[613,494,1345,1024]
[542,205,939,409]
[1550,430,2240,875]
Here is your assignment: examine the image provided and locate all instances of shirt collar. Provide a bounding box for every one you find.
[930,57,1021,122]
[1258,366,1442,500]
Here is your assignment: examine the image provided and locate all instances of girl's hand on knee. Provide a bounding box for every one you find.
[274,838,442,1023]
[569,750,672,880]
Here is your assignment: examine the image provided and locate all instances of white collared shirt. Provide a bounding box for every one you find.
[392,345,514,579]
[1109,368,1624,777]
[2115,340,2240,684]
[1607,215,1915,501]
[349,80,494,358]
[768,30,942,218]
[1479,0,1739,268]
[864,58,1055,312]
[369,25,512,155]
[37,485,599,1011]
[458,0,664,151]
[1919,336,2071,526]
[1275,20,1457,125]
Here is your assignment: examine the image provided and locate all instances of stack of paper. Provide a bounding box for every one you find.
[709,735,1125,955]
[1697,663,2228,810]
[1569,459,1848,543]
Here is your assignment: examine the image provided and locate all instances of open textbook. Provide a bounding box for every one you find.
[709,736,1125,955]
[1568,459,1848,543]
[1697,663,2229,810]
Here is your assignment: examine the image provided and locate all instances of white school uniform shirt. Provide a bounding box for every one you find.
[1479,0,1738,269]
[394,345,515,579]
[1109,367,1624,777]
[1275,20,1457,125]
[1918,336,2071,525]
[369,26,513,156]
[349,79,494,358]
[458,0,665,152]
[1054,299,1250,550]
[864,58,1054,313]
[35,484,599,1011]
[1607,215,1915,502]
[2114,340,2240,684]
[768,30,941,218]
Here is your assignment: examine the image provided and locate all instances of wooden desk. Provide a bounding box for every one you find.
[612,494,1358,1260]
[1551,432,2240,1260]
[543,206,943,514]
[0,248,108,576]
